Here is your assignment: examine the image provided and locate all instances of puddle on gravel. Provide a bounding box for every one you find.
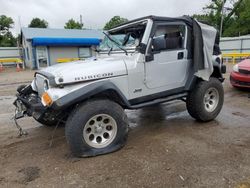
[232,112,249,118]
[126,107,188,129]
[18,166,40,184]
[165,110,188,120]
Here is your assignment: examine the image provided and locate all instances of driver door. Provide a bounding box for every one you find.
[145,23,190,91]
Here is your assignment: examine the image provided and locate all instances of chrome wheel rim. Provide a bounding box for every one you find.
[83,114,117,148]
[203,87,219,112]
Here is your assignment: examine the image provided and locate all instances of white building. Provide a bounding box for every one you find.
[220,35,250,53]
[21,28,103,69]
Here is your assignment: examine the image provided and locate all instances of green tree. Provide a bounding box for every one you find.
[223,0,250,36]
[64,19,83,29]
[193,0,244,36]
[0,15,14,31]
[103,16,128,30]
[0,32,16,47]
[28,18,48,28]
[0,15,16,47]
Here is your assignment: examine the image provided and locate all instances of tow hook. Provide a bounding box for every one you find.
[13,114,28,137]
[13,99,28,137]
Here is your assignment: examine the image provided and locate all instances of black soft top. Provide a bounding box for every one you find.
[111,15,194,30]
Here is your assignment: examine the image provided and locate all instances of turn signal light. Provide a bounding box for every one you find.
[42,92,53,106]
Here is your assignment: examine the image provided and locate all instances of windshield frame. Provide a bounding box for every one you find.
[98,19,150,54]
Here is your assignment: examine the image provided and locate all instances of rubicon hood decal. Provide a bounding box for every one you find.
[75,72,114,81]
[37,57,128,85]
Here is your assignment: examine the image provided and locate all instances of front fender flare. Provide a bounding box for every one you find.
[51,81,130,110]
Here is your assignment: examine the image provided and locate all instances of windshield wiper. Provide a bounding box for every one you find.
[108,47,113,56]
[103,32,128,55]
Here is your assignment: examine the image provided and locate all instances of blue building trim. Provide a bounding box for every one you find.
[78,47,80,58]
[47,46,51,66]
[32,47,37,69]
[32,37,100,46]
[26,47,30,60]
[23,49,26,67]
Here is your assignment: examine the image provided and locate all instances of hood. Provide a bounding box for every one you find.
[37,57,128,85]
[238,59,250,71]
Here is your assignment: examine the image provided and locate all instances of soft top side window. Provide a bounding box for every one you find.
[152,25,186,52]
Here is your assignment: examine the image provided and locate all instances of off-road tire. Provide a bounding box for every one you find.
[186,77,224,122]
[65,99,128,157]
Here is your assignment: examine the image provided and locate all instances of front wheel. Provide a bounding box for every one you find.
[186,77,224,122]
[65,99,128,157]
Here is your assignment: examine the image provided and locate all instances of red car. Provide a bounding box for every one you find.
[230,58,250,88]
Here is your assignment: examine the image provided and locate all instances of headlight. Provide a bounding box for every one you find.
[43,80,49,91]
[233,64,239,72]
[31,80,37,91]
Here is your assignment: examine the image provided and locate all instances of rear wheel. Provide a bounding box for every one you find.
[186,77,224,122]
[65,99,128,157]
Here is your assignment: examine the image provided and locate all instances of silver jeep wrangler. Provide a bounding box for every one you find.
[14,16,226,157]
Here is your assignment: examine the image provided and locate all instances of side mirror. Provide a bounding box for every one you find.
[152,36,166,51]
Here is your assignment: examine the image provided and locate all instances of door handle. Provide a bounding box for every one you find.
[178,52,184,60]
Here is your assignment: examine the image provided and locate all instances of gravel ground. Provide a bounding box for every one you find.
[0,64,250,188]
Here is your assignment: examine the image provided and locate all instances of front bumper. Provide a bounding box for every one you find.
[14,86,47,120]
[230,71,250,88]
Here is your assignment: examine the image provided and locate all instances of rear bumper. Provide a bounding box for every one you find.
[230,71,250,88]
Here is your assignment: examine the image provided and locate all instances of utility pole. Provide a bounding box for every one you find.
[18,16,22,30]
[80,15,83,29]
[17,16,23,65]
[220,0,226,37]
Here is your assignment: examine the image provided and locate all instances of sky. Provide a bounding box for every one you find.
[0,0,210,35]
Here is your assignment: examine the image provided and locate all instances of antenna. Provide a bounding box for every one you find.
[18,16,22,30]
[17,16,22,62]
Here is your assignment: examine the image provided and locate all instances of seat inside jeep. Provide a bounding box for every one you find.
[165,32,182,49]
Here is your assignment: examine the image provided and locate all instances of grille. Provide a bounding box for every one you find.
[239,69,250,75]
[35,74,46,96]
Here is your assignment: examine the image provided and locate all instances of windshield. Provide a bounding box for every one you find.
[99,21,147,53]
[99,33,139,52]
